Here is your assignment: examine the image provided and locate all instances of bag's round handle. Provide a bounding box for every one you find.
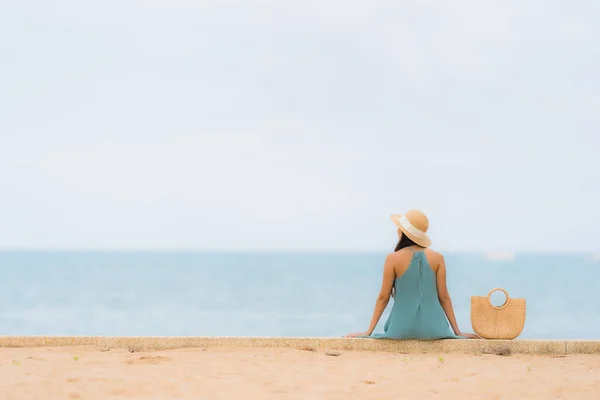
[487,287,510,310]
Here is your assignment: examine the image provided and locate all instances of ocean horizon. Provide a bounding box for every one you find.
[1,251,597,339]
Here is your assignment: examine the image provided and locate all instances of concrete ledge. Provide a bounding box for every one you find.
[0,336,595,355]
[566,341,600,354]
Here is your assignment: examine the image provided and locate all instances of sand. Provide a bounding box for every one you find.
[1,346,599,399]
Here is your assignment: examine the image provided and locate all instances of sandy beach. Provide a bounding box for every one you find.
[0,346,598,399]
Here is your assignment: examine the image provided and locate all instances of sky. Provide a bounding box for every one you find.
[1,0,599,252]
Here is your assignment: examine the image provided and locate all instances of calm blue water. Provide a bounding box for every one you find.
[0,252,597,339]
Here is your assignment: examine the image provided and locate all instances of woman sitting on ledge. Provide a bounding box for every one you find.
[347,209,479,340]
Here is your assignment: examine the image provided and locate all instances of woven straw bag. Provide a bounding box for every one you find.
[471,288,526,340]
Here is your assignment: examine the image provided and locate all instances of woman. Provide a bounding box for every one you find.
[347,209,479,339]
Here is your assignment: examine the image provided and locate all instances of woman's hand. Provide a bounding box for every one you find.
[345,332,370,338]
[458,332,481,339]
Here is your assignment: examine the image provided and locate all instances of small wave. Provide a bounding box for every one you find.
[484,251,516,261]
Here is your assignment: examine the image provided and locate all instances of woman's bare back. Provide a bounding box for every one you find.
[390,246,443,279]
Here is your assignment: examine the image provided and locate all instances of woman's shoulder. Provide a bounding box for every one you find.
[385,249,412,262]
[425,248,443,258]
[387,247,415,256]
[424,248,445,266]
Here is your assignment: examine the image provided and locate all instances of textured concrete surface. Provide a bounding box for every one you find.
[0,336,596,355]
[566,341,600,354]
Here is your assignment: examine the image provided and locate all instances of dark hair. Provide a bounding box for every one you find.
[394,232,418,252]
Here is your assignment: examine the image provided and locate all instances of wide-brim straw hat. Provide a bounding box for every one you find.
[390,209,432,248]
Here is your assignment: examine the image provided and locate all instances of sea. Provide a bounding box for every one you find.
[0,251,597,339]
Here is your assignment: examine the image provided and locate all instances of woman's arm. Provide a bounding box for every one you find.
[347,254,396,337]
[435,256,462,335]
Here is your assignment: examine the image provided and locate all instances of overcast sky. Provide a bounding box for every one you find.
[1,0,599,252]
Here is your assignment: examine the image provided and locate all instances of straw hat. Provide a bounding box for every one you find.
[390,209,432,247]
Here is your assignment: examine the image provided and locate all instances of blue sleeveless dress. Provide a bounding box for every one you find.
[368,250,462,340]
